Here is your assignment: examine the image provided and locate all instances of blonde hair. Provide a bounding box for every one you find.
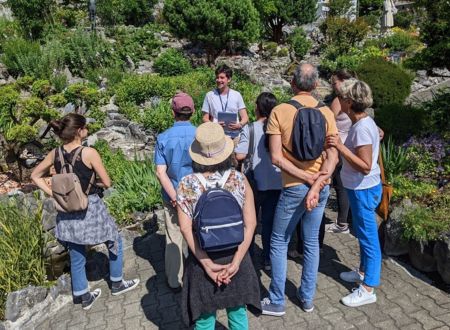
[339,79,373,113]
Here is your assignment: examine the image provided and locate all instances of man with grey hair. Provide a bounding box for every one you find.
[261,63,338,316]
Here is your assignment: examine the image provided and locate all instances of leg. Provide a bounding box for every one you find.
[318,215,326,249]
[195,312,217,330]
[299,185,330,303]
[67,242,89,297]
[268,185,308,305]
[334,163,350,227]
[347,185,382,287]
[227,305,248,330]
[109,236,123,282]
[164,201,186,288]
[260,190,281,262]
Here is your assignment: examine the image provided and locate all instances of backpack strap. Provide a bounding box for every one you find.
[245,123,255,166]
[194,169,232,190]
[194,173,209,190]
[218,169,232,188]
[56,147,69,173]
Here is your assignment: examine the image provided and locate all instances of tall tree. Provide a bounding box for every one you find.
[163,0,260,63]
[253,0,316,43]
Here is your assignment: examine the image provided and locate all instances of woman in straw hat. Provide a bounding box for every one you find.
[177,122,261,329]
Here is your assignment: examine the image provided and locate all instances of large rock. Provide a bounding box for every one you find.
[434,234,450,284]
[409,240,437,272]
[42,198,57,231]
[383,201,411,256]
[5,286,48,322]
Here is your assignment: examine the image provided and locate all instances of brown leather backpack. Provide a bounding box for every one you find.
[51,147,94,213]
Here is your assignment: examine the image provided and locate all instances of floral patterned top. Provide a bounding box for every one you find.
[177,169,246,219]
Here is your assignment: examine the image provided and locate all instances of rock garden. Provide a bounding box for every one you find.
[0,0,449,327]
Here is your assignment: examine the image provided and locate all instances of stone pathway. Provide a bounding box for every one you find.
[34,198,450,330]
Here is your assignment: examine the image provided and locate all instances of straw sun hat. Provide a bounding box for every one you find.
[189,122,234,166]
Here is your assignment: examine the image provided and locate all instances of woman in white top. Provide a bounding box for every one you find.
[326,79,382,308]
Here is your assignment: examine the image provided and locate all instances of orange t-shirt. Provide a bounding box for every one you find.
[266,93,338,187]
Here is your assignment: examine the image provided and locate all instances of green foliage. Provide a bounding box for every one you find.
[358,0,383,26]
[0,18,21,52]
[408,0,450,70]
[0,85,20,128]
[379,29,420,52]
[142,102,174,133]
[153,49,192,77]
[262,41,278,58]
[404,144,439,180]
[328,0,352,17]
[1,38,42,77]
[163,0,260,60]
[375,103,425,143]
[288,28,312,60]
[96,0,157,26]
[356,57,413,108]
[31,80,52,98]
[394,11,415,29]
[64,83,100,110]
[380,138,409,183]
[49,73,68,93]
[320,46,385,73]
[46,93,67,108]
[94,140,162,225]
[391,175,435,202]
[6,0,54,39]
[401,190,450,242]
[419,89,450,135]
[0,199,48,320]
[320,17,369,56]
[253,0,316,42]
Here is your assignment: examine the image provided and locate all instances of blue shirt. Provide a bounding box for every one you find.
[154,121,196,201]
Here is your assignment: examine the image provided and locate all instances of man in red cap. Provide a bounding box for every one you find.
[155,92,197,292]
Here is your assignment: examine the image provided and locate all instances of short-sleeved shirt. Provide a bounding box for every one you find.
[234,121,282,191]
[177,170,245,219]
[154,121,196,202]
[266,93,338,188]
[201,88,246,122]
[341,116,381,190]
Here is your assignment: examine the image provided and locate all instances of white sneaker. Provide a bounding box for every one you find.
[341,285,377,307]
[326,223,349,234]
[340,269,364,283]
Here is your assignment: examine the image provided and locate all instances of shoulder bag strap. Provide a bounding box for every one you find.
[57,147,68,173]
[282,99,304,156]
[218,169,232,188]
[246,123,255,164]
[378,151,386,184]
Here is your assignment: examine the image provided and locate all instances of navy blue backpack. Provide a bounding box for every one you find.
[283,99,327,161]
[193,170,244,252]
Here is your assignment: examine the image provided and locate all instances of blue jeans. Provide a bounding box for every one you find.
[68,237,123,296]
[257,189,281,262]
[346,184,382,287]
[269,184,330,305]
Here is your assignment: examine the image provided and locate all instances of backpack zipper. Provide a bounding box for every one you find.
[201,221,243,233]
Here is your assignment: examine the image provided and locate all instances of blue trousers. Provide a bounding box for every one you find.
[346,184,382,287]
[68,237,123,296]
[269,184,330,305]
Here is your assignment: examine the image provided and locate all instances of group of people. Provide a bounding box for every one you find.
[31,63,383,329]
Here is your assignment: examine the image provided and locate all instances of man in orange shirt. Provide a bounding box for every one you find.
[261,63,338,316]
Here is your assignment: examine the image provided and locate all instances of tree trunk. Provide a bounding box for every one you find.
[271,22,284,43]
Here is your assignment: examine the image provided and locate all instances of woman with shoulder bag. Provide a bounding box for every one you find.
[31,113,139,310]
[177,122,261,329]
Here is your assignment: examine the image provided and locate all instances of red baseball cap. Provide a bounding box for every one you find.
[171,92,195,113]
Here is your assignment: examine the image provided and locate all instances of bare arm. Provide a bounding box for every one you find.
[330,97,342,117]
[31,150,55,196]
[238,108,249,127]
[156,164,177,205]
[235,153,247,161]
[327,134,372,175]
[202,112,211,123]
[269,134,321,185]
[85,147,111,188]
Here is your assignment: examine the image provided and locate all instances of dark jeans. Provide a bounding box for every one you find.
[256,189,281,262]
[291,215,326,254]
[333,161,350,226]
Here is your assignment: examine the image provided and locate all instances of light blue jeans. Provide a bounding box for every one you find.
[346,183,382,287]
[269,184,330,305]
[68,237,123,296]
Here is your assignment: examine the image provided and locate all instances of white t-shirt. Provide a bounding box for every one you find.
[341,117,381,190]
[201,88,246,122]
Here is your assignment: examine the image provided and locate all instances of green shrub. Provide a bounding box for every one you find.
[153,49,192,77]
[320,46,385,73]
[49,73,68,93]
[401,190,450,242]
[0,198,48,320]
[375,104,425,143]
[0,18,21,52]
[359,0,383,27]
[288,28,311,60]
[391,175,435,202]
[6,0,54,39]
[46,93,67,108]
[1,38,42,77]
[328,0,352,17]
[142,102,174,133]
[380,29,418,52]
[277,48,289,57]
[320,17,369,56]
[380,137,409,183]
[96,0,157,26]
[31,80,52,98]
[356,57,413,108]
[395,11,415,29]
[419,89,450,135]
[262,41,278,58]
[94,140,162,225]
[163,0,260,62]
[64,83,100,111]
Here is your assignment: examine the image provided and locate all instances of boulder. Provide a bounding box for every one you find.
[42,198,57,231]
[383,201,411,256]
[408,240,437,272]
[5,286,48,322]
[434,234,450,284]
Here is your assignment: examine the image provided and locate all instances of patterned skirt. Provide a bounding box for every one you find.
[55,194,120,255]
[181,249,261,326]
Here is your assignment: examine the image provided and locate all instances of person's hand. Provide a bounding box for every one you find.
[203,261,229,285]
[305,187,320,211]
[326,134,342,150]
[228,122,242,130]
[305,170,328,186]
[378,127,385,141]
[170,199,177,208]
[218,261,240,285]
[218,121,226,127]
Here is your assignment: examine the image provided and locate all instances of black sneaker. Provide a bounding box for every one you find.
[111,279,140,296]
[82,289,102,310]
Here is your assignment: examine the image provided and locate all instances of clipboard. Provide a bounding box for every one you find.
[217,112,239,138]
